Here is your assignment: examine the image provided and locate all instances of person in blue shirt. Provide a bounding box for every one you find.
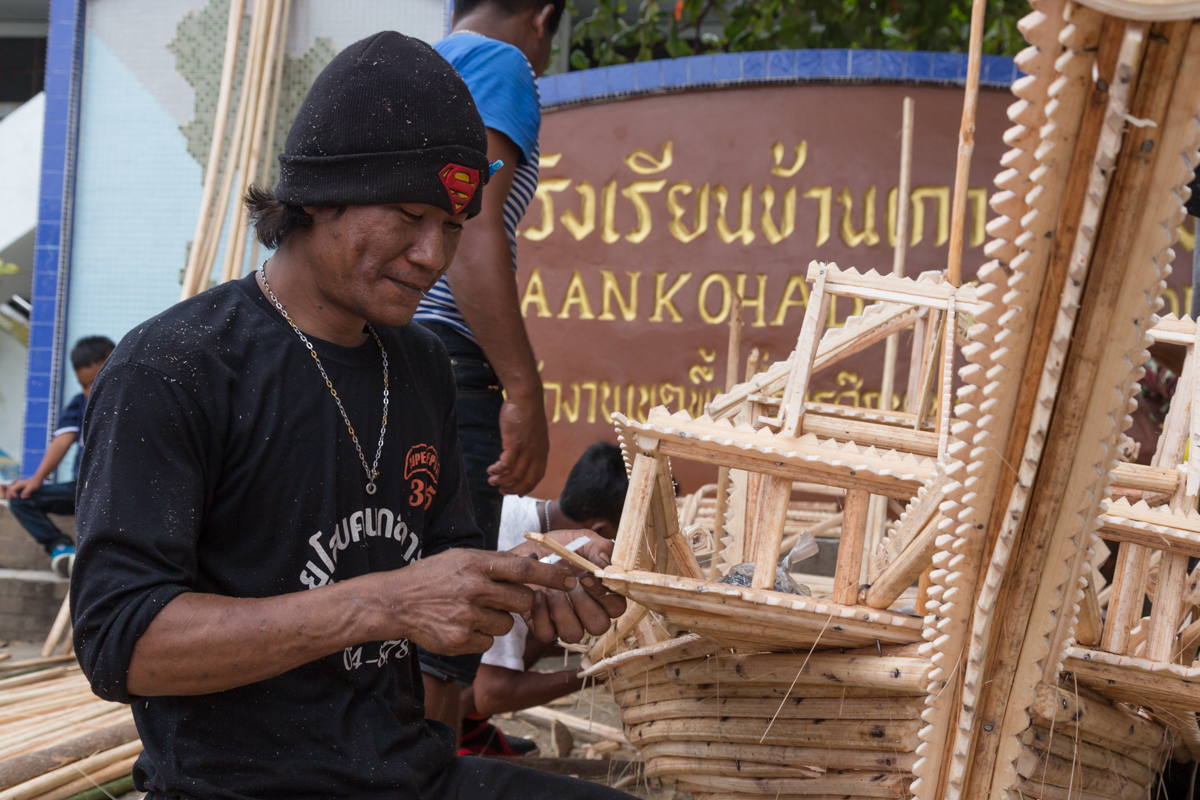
[414,0,561,734]
[2,336,114,577]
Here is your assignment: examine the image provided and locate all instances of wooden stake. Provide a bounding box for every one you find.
[180,0,246,300]
[946,0,987,287]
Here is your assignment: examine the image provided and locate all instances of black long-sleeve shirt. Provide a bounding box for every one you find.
[71,273,483,800]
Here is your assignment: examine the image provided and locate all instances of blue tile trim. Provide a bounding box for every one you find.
[539,48,1017,110]
[21,0,85,479]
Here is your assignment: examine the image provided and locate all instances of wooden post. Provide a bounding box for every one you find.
[749,476,793,589]
[180,0,245,301]
[945,0,987,287]
[1146,552,1189,661]
[832,489,871,605]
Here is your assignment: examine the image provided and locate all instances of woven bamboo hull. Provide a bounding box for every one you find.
[593,635,926,799]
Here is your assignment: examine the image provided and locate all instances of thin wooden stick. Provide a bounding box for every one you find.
[181,0,246,300]
[945,0,987,287]
[878,96,915,414]
[524,532,600,574]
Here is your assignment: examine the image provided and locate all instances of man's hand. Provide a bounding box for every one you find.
[486,396,549,496]
[126,548,584,697]
[379,548,576,656]
[508,530,627,645]
[2,477,43,500]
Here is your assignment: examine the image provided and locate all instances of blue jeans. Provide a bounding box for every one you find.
[8,481,76,554]
[415,322,504,686]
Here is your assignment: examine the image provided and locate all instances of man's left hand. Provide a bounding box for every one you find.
[509,530,626,644]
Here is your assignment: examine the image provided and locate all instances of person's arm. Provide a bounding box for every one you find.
[2,432,75,499]
[444,129,548,496]
[125,550,578,697]
[469,663,584,718]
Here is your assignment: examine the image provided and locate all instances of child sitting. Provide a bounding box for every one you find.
[458,441,628,756]
[2,336,115,576]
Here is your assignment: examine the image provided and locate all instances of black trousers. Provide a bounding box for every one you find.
[425,756,636,799]
[145,756,636,800]
[8,481,75,554]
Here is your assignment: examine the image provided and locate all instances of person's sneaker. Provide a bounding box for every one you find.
[458,718,538,757]
[50,544,74,578]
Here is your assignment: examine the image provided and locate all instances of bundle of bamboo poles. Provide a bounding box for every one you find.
[0,658,138,800]
[180,0,292,299]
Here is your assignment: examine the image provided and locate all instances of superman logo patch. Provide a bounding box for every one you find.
[438,164,479,214]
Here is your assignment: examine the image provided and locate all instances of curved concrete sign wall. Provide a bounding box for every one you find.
[521,73,1194,494]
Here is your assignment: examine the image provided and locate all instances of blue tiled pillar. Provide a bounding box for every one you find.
[22,0,85,479]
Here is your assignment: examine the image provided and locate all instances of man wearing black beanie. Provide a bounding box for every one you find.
[70,31,631,800]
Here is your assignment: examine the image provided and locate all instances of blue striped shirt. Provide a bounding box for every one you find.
[415,33,541,343]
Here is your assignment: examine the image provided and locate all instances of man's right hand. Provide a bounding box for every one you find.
[377,549,575,656]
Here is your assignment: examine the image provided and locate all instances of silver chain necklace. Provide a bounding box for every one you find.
[259,264,389,495]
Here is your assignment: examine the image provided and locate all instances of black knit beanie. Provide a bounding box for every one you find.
[275,32,490,217]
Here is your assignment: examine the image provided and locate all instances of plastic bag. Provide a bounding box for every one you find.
[717,530,818,596]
